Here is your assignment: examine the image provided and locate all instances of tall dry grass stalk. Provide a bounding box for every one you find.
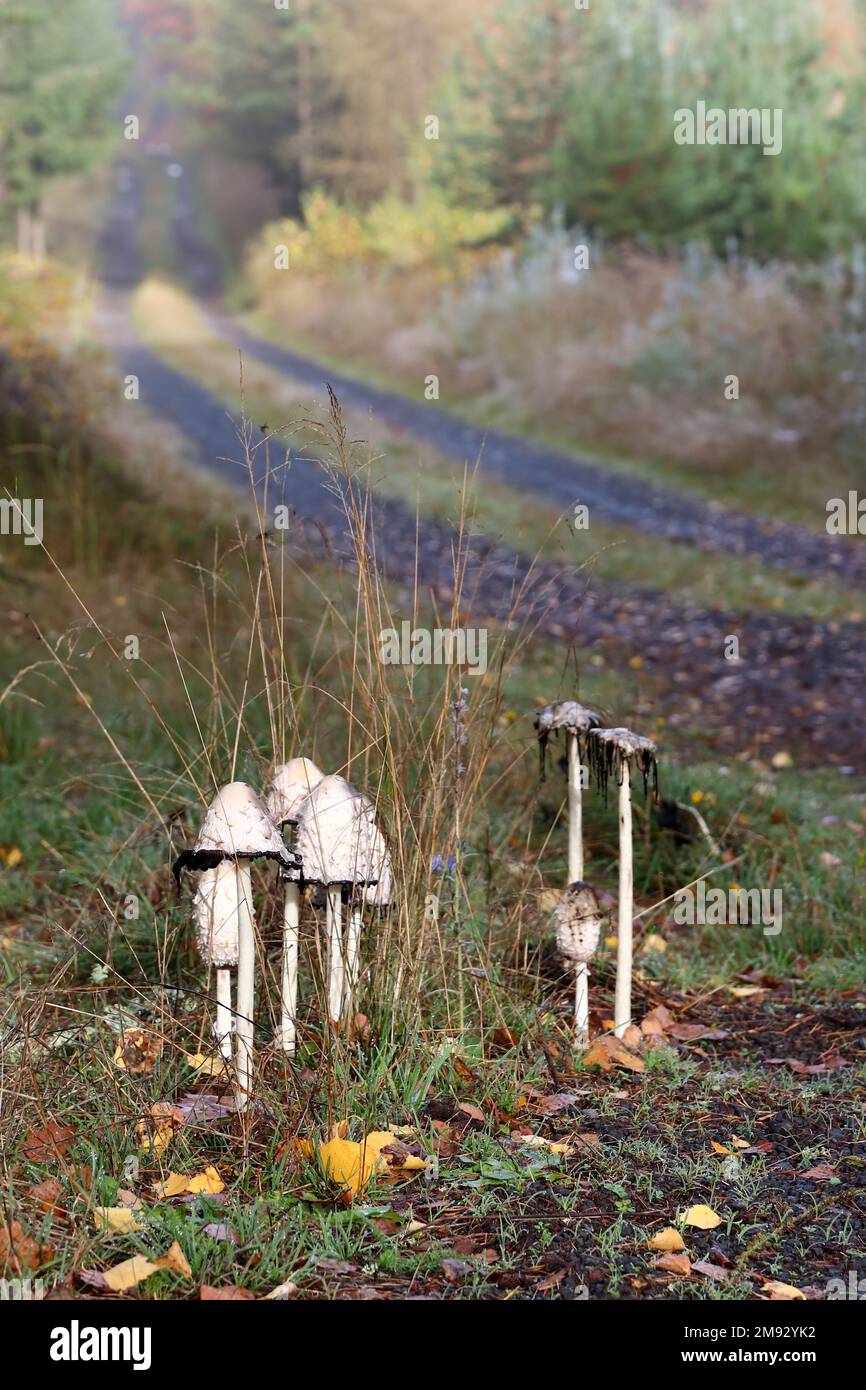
[7,377,595,1137]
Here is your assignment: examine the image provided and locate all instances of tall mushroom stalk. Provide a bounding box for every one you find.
[294,774,391,1025]
[266,757,325,1054]
[554,881,604,1044]
[535,701,601,1037]
[534,701,601,882]
[588,729,658,1039]
[174,782,299,1106]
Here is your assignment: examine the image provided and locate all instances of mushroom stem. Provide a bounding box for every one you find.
[235,862,256,1106]
[279,881,300,1054]
[215,968,233,1060]
[326,886,344,1024]
[566,731,584,881]
[574,962,590,1045]
[343,905,363,1022]
[614,760,634,1038]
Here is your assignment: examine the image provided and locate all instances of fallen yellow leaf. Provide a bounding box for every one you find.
[319,1131,395,1196]
[135,1102,184,1154]
[156,1172,191,1198]
[0,846,23,869]
[648,1227,686,1252]
[93,1206,144,1235]
[156,1166,224,1197]
[683,1204,722,1230]
[711,1141,734,1156]
[114,1028,161,1074]
[185,1165,225,1195]
[186,1052,227,1077]
[519,1135,574,1157]
[102,1255,161,1293]
[762,1279,805,1301]
[390,1153,427,1172]
[155,1240,192,1279]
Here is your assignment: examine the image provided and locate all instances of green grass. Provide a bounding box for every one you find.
[2,257,863,1301]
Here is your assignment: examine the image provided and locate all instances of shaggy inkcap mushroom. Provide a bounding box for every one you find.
[554,880,604,1045]
[534,700,601,884]
[193,862,239,1061]
[534,700,601,779]
[174,782,300,1101]
[266,757,325,831]
[587,728,658,803]
[265,757,325,1056]
[588,728,658,1039]
[555,881,603,967]
[295,774,392,1023]
[173,781,299,881]
[193,861,240,969]
[294,774,388,890]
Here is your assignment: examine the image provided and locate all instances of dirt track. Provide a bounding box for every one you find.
[92,136,866,770]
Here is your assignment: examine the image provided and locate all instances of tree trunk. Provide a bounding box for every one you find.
[16,206,31,256]
[30,205,46,260]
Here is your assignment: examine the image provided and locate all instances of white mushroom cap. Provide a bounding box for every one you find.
[554,880,603,968]
[294,773,391,894]
[173,781,299,881]
[266,757,325,828]
[193,860,240,968]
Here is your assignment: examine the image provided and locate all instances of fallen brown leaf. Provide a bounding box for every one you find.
[22,1121,76,1163]
[669,1024,729,1042]
[0,1220,53,1275]
[692,1259,729,1282]
[114,1028,162,1074]
[657,1252,691,1276]
[28,1178,64,1212]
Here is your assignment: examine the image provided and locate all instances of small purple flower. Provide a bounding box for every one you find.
[431,854,457,874]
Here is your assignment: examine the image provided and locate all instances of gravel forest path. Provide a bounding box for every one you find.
[92,134,865,770]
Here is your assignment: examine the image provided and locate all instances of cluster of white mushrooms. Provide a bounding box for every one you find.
[172,704,655,1103]
[535,702,658,1044]
[173,759,391,1107]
